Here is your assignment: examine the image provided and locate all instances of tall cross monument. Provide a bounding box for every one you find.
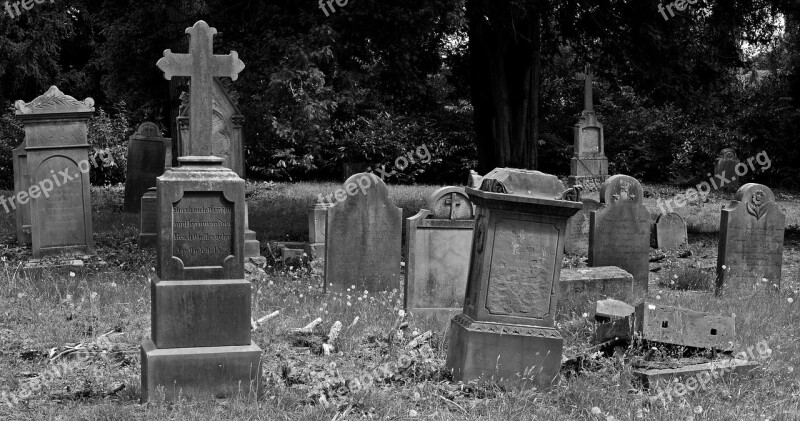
[141,20,262,403]
[568,63,609,191]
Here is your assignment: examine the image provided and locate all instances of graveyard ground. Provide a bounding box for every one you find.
[0,182,798,420]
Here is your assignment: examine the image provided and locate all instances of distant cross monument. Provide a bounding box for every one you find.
[568,63,609,191]
[141,20,262,403]
[575,64,594,114]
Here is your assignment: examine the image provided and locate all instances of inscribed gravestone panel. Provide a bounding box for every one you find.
[172,192,234,268]
[655,212,688,250]
[36,156,88,248]
[717,184,785,291]
[565,199,601,254]
[486,218,558,319]
[589,175,651,293]
[324,173,402,293]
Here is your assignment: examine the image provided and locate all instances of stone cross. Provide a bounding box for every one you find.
[157,20,245,156]
[575,64,594,113]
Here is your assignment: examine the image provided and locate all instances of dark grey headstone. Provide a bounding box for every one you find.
[124,122,169,213]
[589,175,651,294]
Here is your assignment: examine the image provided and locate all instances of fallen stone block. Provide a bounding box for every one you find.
[560,266,633,299]
[635,302,735,351]
[635,358,761,391]
[595,298,635,322]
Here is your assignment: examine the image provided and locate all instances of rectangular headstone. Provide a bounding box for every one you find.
[404,187,474,324]
[589,175,651,294]
[124,122,169,213]
[12,144,31,245]
[14,86,95,257]
[717,184,785,292]
[324,173,402,292]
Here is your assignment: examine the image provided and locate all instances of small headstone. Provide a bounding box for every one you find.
[445,168,583,390]
[307,201,333,259]
[654,212,688,250]
[14,86,95,257]
[404,187,474,325]
[138,187,158,248]
[124,122,170,213]
[176,77,246,178]
[564,198,602,254]
[324,173,402,293]
[589,175,651,294]
[714,148,742,192]
[717,184,785,292]
[568,64,608,191]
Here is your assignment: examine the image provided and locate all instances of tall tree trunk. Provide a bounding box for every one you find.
[468,0,542,173]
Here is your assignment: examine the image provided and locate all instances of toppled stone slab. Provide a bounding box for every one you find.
[560,266,633,299]
[635,358,761,391]
[635,302,735,351]
[595,298,635,322]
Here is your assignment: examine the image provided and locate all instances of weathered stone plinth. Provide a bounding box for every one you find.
[141,156,261,402]
[141,340,262,401]
[445,168,581,389]
[446,314,563,389]
[151,279,252,348]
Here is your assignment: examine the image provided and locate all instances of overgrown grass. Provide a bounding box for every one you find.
[0,182,797,419]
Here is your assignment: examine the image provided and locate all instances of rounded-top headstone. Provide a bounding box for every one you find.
[478,168,565,198]
[719,148,738,160]
[600,175,644,205]
[428,187,473,220]
[135,122,162,138]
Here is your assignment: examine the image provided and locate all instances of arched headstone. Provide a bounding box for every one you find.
[589,175,651,293]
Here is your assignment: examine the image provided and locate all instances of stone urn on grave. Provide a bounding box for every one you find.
[445,168,583,389]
